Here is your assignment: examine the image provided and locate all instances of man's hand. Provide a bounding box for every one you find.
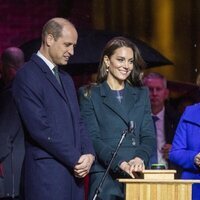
[74,154,95,178]
[161,143,172,160]
[194,152,200,167]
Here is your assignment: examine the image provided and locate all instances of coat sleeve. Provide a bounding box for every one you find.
[169,110,199,171]
[12,72,81,169]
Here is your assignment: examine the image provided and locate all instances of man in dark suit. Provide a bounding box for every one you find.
[0,47,25,200]
[143,72,180,174]
[12,18,95,200]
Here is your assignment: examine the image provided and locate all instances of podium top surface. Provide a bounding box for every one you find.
[118,179,200,184]
[143,170,176,174]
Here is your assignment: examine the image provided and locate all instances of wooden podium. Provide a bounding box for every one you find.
[118,170,200,200]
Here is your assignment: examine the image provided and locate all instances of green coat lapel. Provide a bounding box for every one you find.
[100,81,138,124]
[123,83,138,116]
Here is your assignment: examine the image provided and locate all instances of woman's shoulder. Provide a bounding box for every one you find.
[182,103,200,124]
[127,83,148,93]
[79,83,100,98]
[184,103,200,115]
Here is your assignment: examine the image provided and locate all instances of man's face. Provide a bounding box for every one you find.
[144,78,169,109]
[48,26,78,66]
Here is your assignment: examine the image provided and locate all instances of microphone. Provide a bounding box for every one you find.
[92,121,135,200]
[128,121,135,133]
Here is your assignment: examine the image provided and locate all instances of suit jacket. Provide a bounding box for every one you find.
[148,104,181,175]
[79,82,156,199]
[169,103,200,200]
[12,54,95,200]
[164,103,180,145]
[164,104,182,177]
[0,87,25,198]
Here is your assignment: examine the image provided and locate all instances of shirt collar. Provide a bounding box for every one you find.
[37,51,55,72]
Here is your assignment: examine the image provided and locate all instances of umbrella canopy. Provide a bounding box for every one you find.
[167,80,199,93]
[20,29,173,75]
[167,80,200,113]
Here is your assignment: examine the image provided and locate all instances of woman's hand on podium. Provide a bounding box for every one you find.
[128,157,145,172]
[119,161,136,178]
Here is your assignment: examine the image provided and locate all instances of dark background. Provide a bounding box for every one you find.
[0,0,199,84]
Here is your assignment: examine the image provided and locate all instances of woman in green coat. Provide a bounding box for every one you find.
[79,37,156,200]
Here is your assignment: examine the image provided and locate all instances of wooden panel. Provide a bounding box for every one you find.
[142,170,176,180]
[125,182,192,200]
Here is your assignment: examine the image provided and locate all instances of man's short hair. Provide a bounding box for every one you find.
[143,72,167,88]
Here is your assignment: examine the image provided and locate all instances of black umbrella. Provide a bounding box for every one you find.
[167,80,199,93]
[20,29,173,75]
[167,80,200,113]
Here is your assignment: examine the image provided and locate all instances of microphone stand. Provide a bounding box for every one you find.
[92,122,135,200]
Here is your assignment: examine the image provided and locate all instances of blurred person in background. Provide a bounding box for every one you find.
[0,47,24,90]
[143,72,181,177]
[0,47,25,200]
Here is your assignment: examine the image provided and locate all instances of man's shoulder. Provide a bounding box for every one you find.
[18,55,38,72]
[165,104,180,119]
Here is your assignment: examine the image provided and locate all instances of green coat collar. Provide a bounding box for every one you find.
[99,81,139,124]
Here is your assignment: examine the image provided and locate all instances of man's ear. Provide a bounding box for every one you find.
[46,34,54,47]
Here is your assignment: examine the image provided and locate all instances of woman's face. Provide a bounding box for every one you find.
[105,47,134,83]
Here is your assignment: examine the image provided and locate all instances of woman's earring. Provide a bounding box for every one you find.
[106,65,109,73]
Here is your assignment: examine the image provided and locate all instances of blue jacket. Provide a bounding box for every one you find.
[12,54,95,200]
[169,103,200,200]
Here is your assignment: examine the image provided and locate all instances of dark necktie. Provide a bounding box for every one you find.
[152,115,159,128]
[53,66,61,84]
[148,115,159,167]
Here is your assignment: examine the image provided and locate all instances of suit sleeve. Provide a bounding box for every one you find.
[12,73,81,169]
[69,82,95,156]
[79,117,95,156]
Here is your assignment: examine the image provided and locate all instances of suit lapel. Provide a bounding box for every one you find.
[59,71,78,135]
[123,84,138,115]
[59,72,75,109]
[31,54,69,103]
[45,71,69,102]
